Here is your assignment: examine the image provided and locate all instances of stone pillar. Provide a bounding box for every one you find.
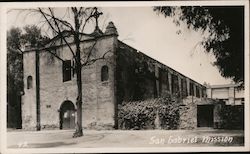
[154,110,161,129]
[155,65,160,97]
[204,88,208,98]
[187,78,190,96]
[228,87,235,105]
[213,104,222,128]
[207,87,212,98]
[35,49,41,131]
[193,84,197,97]
[168,71,172,94]
[178,75,182,98]
[199,87,202,98]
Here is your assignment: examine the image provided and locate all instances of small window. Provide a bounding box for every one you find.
[101,65,109,81]
[27,76,33,89]
[63,60,71,82]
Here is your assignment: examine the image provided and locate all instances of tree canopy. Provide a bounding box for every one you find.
[154,6,244,86]
[7,25,49,94]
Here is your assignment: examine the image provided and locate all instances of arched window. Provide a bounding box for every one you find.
[27,76,33,89]
[101,65,109,81]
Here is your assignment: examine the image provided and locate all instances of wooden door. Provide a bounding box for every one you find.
[197,105,214,127]
[62,110,75,129]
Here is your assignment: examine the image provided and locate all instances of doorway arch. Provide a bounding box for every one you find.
[59,100,76,129]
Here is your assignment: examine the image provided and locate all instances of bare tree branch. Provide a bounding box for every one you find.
[78,7,83,16]
[78,7,92,27]
[12,7,108,137]
[8,44,64,64]
[45,48,64,62]
[48,8,77,57]
[38,8,74,31]
[82,50,112,66]
[80,40,97,65]
[38,8,77,59]
[7,46,24,54]
[79,8,96,40]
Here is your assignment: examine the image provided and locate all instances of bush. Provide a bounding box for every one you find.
[118,95,181,130]
[220,105,244,129]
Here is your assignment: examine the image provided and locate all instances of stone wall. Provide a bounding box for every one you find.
[81,36,117,129]
[179,96,198,129]
[22,22,207,130]
[22,51,37,130]
[116,41,206,105]
[179,96,224,129]
[116,42,157,102]
[22,33,118,130]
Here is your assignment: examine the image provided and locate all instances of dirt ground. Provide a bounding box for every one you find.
[6,129,244,149]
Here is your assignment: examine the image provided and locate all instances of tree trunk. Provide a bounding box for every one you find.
[73,8,83,137]
[73,60,83,137]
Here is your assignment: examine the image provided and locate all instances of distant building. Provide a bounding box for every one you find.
[206,83,244,105]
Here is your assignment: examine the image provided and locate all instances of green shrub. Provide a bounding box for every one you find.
[220,105,244,129]
[118,95,181,130]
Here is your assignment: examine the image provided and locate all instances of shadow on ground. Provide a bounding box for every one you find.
[9,142,76,148]
[7,130,244,148]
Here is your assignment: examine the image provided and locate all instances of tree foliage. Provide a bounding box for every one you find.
[7,25,49,129]
[7,25,49,94]
[154,6,244,85]
[7,27,23,94]
[22,25,50,48]
[219,104,244,129]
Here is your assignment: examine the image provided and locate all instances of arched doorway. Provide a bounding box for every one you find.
[59,101,75,129]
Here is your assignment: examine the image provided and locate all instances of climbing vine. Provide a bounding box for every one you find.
[118,94,181,130]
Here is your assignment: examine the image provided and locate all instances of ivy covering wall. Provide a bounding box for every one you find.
[118,95,181,130]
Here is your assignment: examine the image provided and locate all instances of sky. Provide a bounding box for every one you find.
[7,7,233,85]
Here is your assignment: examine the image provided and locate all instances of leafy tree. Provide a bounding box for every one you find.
[7,25,49,128]
[7,27,23,93]
[154,6,244,85]
[22,25,50,48]
[7,25,50,92]
[7,27,23,128]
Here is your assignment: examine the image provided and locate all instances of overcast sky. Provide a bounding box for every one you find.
[7,7,233,85]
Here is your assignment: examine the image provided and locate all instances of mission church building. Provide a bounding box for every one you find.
[22,15,207,130]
